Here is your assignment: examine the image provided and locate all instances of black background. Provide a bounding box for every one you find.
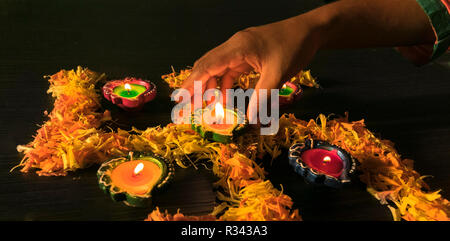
[0,0,449,221]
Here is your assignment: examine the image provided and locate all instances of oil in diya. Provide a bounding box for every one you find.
[102,77,157,111]
[191,102,248,143]
[288,139,356,188]
[279,82,302,107]
[97,152,174,207]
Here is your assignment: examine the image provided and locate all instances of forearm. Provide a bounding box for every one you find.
[294,0,436,49]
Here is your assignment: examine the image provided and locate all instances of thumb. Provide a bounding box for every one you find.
[247,67,282,124]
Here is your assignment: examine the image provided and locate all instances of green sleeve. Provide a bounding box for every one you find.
[415,0,450,60]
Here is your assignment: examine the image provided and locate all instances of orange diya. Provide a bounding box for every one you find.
[203,103,237,134]
[191,102,248,143]
[97,152,174,207]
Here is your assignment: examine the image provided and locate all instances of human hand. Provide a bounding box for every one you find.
[179,0,437,123]
[181,15,323,122]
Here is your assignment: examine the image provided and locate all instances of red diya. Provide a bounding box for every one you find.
[279,82,302,107]
[97,152,174,207]
[288,139,356,188]
[191,102,248,143]
[102,77,157,111]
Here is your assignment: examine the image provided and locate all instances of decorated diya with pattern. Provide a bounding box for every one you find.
[97,152,174,207]
[288,138,356,188]
[102,77,157,111]
[191,102,248,144]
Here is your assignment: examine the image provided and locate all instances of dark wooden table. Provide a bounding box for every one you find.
[1,0,449,221]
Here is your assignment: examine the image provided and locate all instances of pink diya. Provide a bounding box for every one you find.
[279,82,302,107]
[288,138,356,188]
[103,77,156,111]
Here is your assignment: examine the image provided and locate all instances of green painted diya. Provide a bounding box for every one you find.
[97,152,174,207]
[191,103,248,144]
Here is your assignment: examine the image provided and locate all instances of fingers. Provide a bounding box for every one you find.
[205,76,218,91]
[182,50,229,97]
[180,60,251,106]
[181,34,253,97]
[221,64,254,106]
[220,71,236,106]
[205,77,218,105]
[247,67,282,124]
[182,69,212,98]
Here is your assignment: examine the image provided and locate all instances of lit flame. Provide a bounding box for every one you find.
[282,84,287,89]
[323,156,331,163]
[134,162,144,175]
[215,102,224,123]
[124,83,132,91]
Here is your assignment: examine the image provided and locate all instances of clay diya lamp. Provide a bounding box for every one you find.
[97,152,174,207]
[279,82,302,107]
[191,102,248,143]
[102,77,157,111]
[288,138,356,188]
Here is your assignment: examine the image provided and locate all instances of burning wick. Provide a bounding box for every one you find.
[124,83,132,95]
[282,83,287,89]
[133,162,144,177]
[214,102,225,124]
[323,156,331,163]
